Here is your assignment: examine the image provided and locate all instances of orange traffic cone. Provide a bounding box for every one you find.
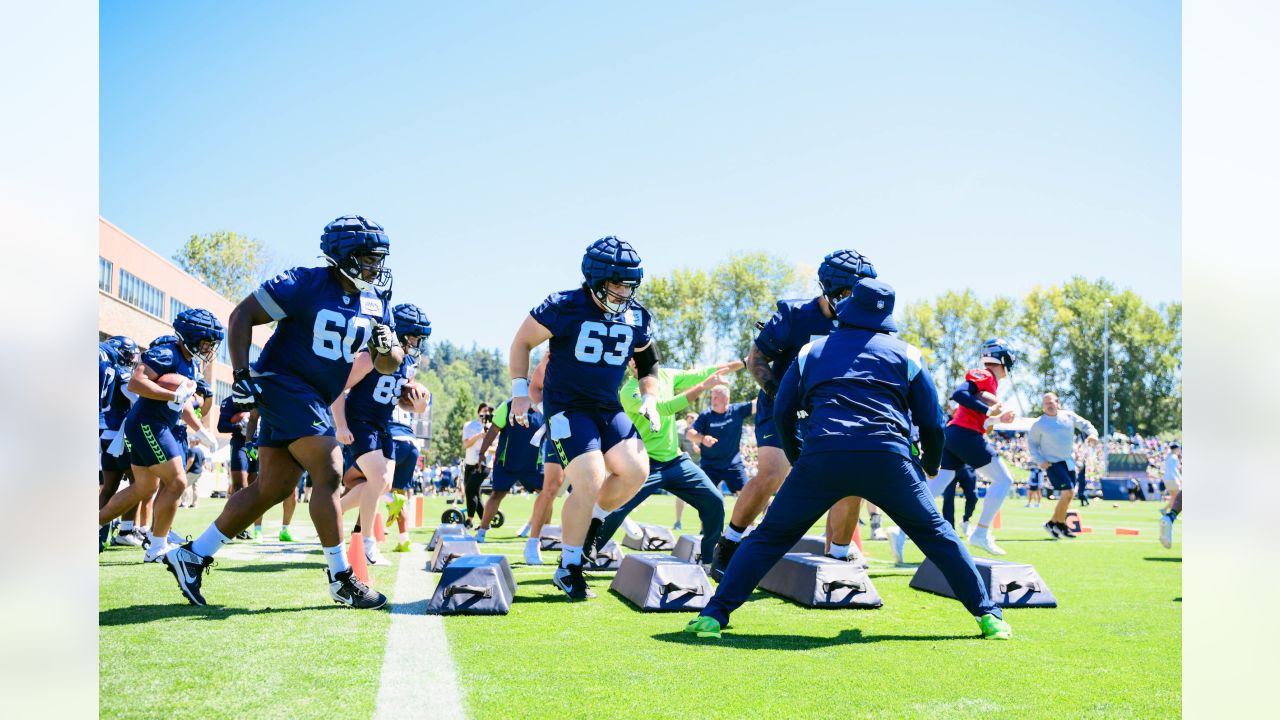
[414,496,424,528]
[992,511,1002,530]
[1115,527,1140,536]
[373,514,387,542]
[347,532,370,583]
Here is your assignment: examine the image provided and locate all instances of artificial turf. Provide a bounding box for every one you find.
[100,491,1181,719]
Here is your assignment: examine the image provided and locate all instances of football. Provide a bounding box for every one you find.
[155,373,193,392]
[399,380,428,410]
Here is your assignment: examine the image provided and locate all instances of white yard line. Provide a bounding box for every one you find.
[373,544,467,720]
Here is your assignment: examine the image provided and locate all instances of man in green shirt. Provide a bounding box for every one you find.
[592,359,744,564]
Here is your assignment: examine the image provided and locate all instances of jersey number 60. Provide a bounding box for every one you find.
[574,321,633,365]
[312,310,373,362]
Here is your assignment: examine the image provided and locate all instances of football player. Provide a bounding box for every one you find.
[99,336,139,549]
[99,311,224,559]
[476,392,546,544]
[895,338,1019,558]
[164,215,401,608]
[710,250,878,580]
[332,302,430,563]
[508,237,660,598]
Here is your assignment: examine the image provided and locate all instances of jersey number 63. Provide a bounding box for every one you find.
[574,321,633,365]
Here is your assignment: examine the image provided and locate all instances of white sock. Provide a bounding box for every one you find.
[119,521,134,532]
[147,530,164,549]
[561,544,583,567]
[323,545,350,575]
[829,543,850,559]
[138,525,150,536]
[399,531,409,542]
[190,524,230,558]
[254,523,263,532]
[591,504,610,521]
[281,524,289,533]
[723,526,744,543]
[526,536,539,548]
[363,536,376,553]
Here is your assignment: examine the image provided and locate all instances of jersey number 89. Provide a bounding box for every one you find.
[373,376,408,405]
[313,310,373,362]
[574,321,633,366]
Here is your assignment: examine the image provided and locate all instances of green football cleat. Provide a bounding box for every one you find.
[385,494,406,526]
[684,616,722,639]
[977,614,1012,640]
[393,541,411,552]
[252,526,262,543]
[278,528,295,542]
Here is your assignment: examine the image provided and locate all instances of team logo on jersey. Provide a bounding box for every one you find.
[360,296,384,317]
[627,309,643,327]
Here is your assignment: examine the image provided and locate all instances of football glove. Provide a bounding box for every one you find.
[368,323,399,355]
[231,369,258,410]
[638,394,662,433]
[167,380,196,412]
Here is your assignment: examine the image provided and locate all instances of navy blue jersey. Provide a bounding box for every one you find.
[692,401,754,467]
[389,406,416,439]
[187,445,207,473]
[103,363,136,433]
[131,342,199,427]
[252,265,393,403]
[531,287,653,412]
[98,344,116,431]
[754,298,840,387]
[217,396,250,441]
[344,354,419,426]
[773,328,945,472]
[492,399,545,473]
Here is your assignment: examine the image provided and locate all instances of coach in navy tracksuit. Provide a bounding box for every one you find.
[688,278,1010,640]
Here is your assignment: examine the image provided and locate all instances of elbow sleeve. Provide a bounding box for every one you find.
[634,343,660,379]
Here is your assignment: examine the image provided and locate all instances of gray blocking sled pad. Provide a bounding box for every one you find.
[428,536,482,572]
[585,539,625,572]
[790,535,826,555]
[539,525,562,551]
[759,553,883,609]
[622,523,676,552]
[427,555,517,615]
[672,534,703,564]
[428,524,469,551]
[909,556,1058,608]
[610,554,712,612]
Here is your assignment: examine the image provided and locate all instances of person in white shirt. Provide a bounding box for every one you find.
[1027,393,1099,538]
[461,403,492,527]
[1159,442,1182,548]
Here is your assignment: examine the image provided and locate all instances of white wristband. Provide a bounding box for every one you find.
[512,377,530,397]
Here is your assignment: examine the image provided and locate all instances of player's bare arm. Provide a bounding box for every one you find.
[509,316,552,426]
[127,362,184,403]
[478,423,501,458]
[746,343,776,396]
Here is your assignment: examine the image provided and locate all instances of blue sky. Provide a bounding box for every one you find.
[101,1,1180,350]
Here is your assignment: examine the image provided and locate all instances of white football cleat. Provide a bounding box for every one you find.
[523,537,543,565]
[887,526,906,564]
[365,546,389,565]
[143,539,169,563]
[967,527,1007,556]
[1159,513,1174,549]
[961,520,971,537]
[621,517,643,541]
[516,522,531,538]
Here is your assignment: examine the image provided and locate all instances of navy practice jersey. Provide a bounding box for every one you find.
[755,298,840,388]
[252,265,393,404]
[492,399,544,472]
[692,401,754,467]
[187,445,207,473]
[217,396,250,441]
[344,353,419,426]
[102,361,137,435]
[531,287,653,412]
[131,342,200,427]
[773,328,946,472]
[99,344,115,431]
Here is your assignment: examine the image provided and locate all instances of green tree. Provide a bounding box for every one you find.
[1018,285,1073,393]
[709,253,801,400]
[435,384,474,466]
[644,267,714,368]
[172,230,271,300]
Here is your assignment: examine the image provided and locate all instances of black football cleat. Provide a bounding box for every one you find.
[552,563,596,600]
[710,537,740,582]
[328,568,387,610]
[162,542,213,606]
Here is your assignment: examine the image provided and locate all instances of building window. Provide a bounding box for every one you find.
[99,257,113,293]
[215,380,233,405]
[169,297,192,321]
[118,270,165,318]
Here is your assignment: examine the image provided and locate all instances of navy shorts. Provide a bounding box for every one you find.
[702,462,749,493]
[348,420,394,461]
[1045,461,1076,491]
[542,437,560,467]
[543,408,638,466]
[229,440,250,472]
[391,440,419,491]
[492,464,544,493]
[100,436,130,472]
[255,373,335,448]
[939,425,998,471]
[754,392,782,449]
[122,418,185,468]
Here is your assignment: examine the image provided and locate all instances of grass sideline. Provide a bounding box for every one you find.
[100,493,1181,719]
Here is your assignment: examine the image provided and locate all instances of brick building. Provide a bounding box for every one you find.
[98,217,271,435]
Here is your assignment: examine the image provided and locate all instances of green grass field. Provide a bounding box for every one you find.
[100,492,1181,719]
